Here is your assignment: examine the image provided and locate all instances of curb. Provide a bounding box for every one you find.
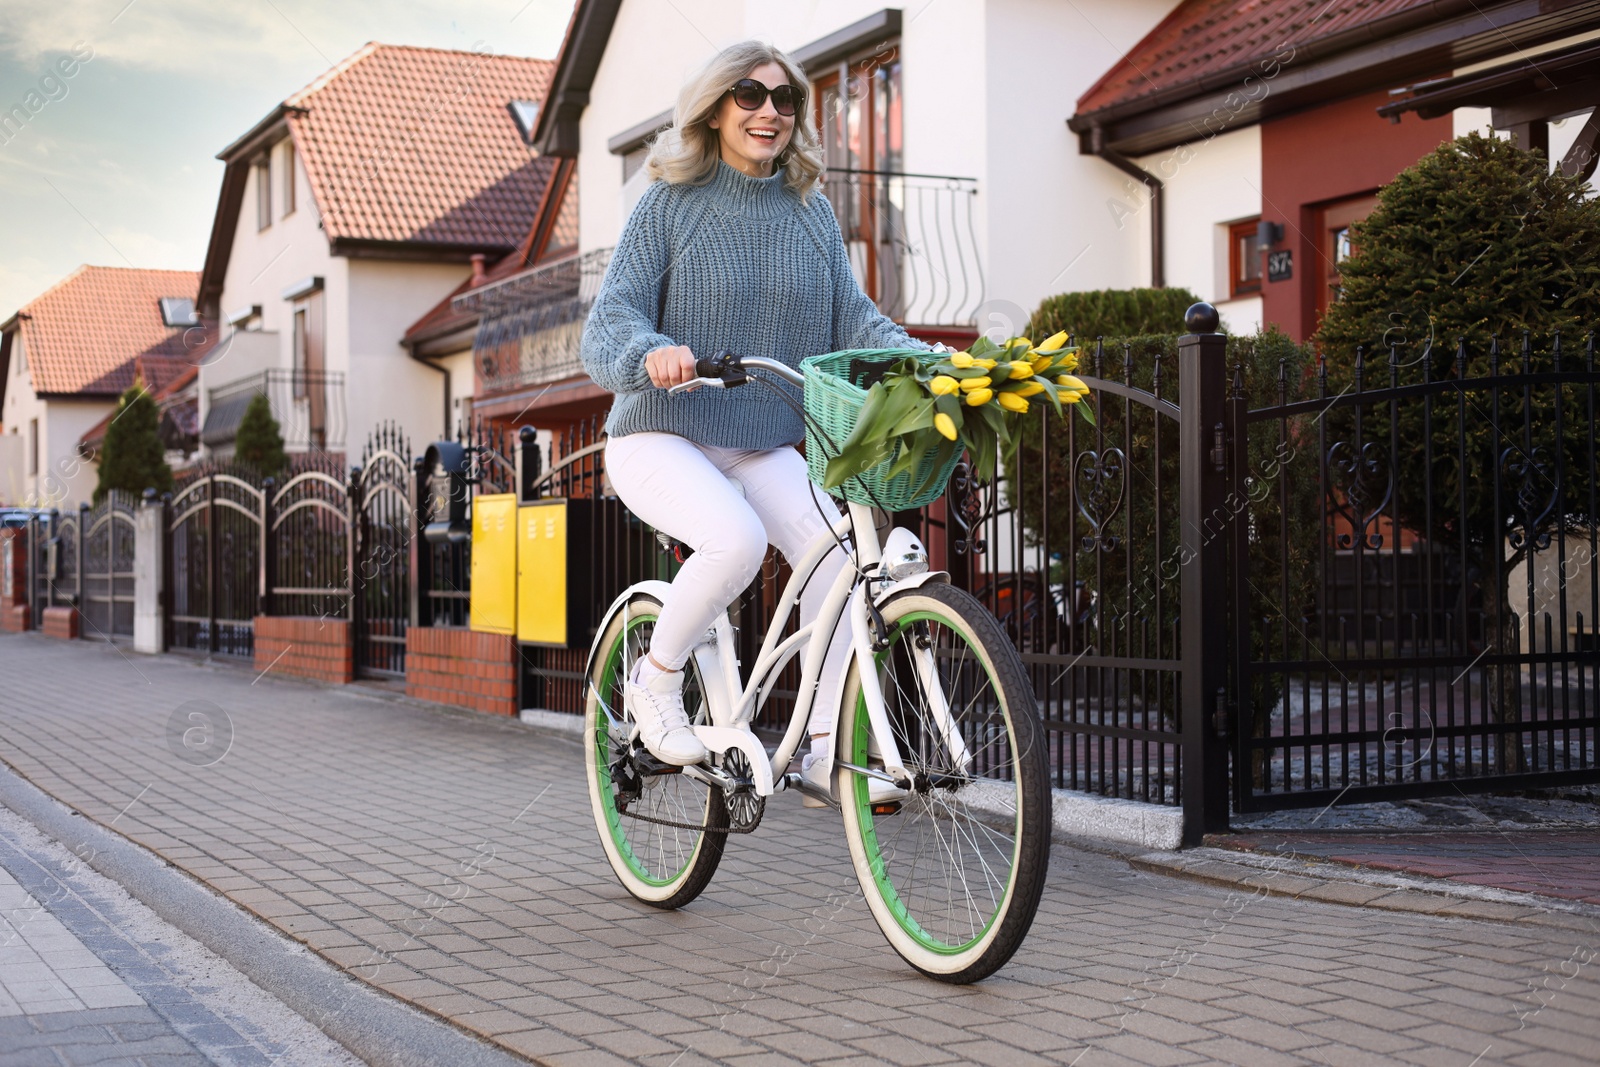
[520,709,1186,850]
[0,761,530,1067]
[1130,845,1600,933]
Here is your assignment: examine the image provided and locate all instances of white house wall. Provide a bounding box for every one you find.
[984,0,1183,334]
[208,134,472,458]
[0,333,108,508]
[577,0,742,255]
[345,258,468,447]
[1137,124,1263,334]
[578,0,1182,337]
[206,135,341,432]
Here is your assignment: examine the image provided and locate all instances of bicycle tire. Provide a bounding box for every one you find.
[584,591,727,908]
[837,582,1051,982]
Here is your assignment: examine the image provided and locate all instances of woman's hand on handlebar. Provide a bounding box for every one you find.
[645,345,698,388]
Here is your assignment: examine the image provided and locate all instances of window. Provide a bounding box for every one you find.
[292,308,307,394]
[621,145,647,183]
[281,141,296,216]
[256,157,272,230]
[28,419,37,475]
[811,41,903,313]
[1228,218,1262,298]
[1314,193,1380,324]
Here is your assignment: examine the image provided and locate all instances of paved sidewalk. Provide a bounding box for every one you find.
[3,631,1599,1066]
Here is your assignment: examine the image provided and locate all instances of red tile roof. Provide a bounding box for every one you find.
[6,266,216,396]
[284,43,558,247]
[1076,0,1435,116]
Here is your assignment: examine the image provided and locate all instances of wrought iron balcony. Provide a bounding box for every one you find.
[454,248,612,395]
[202,369,346,452]
[822,167,984,329]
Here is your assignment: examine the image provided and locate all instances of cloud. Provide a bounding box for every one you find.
[0,0,571,81]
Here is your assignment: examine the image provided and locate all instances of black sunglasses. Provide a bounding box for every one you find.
[726,78,803,117]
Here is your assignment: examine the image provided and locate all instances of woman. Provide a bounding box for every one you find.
[580,41,926,799]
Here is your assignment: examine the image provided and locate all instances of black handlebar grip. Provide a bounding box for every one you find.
[695,351,740,377]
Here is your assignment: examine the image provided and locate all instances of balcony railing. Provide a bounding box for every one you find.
[822,168,984,329]
[202,369,346,452]
[455,248,612,395]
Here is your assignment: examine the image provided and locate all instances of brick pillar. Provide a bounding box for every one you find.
[405,627,518,716]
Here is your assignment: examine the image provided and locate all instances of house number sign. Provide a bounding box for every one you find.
[1267,250,1293,282]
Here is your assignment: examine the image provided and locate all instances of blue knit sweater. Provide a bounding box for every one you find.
[580,161,926,450]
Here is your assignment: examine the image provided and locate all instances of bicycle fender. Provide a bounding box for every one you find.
[585,581,675,669]
[690,725,776,796]
[872,569,949,608]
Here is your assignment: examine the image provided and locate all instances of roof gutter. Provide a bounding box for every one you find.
[1087,124,1164,289]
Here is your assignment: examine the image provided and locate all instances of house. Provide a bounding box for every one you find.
[1068,0,1600,341]
[0,266,211,508]
[194,42,562,464]
[433,0,1188,443]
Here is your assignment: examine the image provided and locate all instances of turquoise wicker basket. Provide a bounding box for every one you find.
[800,348,961,510]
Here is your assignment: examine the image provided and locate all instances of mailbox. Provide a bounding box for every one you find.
[516,499,623,648]
[468,493,517,634]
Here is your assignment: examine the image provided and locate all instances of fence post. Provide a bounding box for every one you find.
[206,474,218,654]
[1178,303,1231,845]
[347,465,364,632]
[410,457,429,628]
[260,477,276,618]
[160,493,173,650]
[76,501,88,618]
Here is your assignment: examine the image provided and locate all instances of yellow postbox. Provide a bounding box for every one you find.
[468,493,517,634]
[516,499,570,645]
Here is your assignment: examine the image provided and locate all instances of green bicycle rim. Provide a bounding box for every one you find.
[849,609,1021,956]
[594,611,707,888]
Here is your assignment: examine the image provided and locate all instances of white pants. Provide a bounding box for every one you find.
[604,432,852,738]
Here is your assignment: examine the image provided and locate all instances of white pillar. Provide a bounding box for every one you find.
[134,499,163,653]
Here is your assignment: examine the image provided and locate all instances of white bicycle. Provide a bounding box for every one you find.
[582,352,1050,983]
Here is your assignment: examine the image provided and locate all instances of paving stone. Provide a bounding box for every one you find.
[2,635,1598,1067]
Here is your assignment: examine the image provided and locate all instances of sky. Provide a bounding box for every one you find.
[0,0,575,316]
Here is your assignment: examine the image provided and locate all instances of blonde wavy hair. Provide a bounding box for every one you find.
[644,41,825,201]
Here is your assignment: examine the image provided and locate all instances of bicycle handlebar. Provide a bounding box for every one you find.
[668,351,804,394]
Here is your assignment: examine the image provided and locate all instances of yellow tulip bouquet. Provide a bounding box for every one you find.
[817,331,1093,501]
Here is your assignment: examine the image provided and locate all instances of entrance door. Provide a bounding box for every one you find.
[1313,193,1380,330]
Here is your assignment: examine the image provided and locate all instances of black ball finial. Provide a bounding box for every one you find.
[1184,302,1220,334]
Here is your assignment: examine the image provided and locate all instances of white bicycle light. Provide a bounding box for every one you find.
[880,527,929,581]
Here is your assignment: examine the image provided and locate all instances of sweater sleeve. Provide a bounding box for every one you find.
[817,198,928,353]
[580,183,678,394]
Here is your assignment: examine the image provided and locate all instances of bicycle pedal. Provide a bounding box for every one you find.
[783,772,837,810]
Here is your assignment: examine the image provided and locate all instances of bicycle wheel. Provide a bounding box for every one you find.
[837,582,1050,982]
[584,592,727,908]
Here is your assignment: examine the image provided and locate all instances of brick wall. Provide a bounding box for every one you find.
[406,627,518,716]
[253,616,353,684]
[2,605,28,633]
[42,607,79,640]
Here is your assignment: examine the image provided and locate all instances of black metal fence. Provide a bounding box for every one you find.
[16,310,1595,844]
[1229,332,1599,811]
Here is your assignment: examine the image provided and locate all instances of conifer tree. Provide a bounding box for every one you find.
[94,382,172,503]
[234,393,287,479]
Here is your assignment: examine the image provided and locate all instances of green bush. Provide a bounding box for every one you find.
[234,393,287,479]
[1026,287,1203,344]
[1315,132,1600,770]
[1003,329,1322,743]
[94,383,172,503]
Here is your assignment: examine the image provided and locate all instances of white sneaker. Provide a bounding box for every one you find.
[624,662,707,766]
[800,753,907,808]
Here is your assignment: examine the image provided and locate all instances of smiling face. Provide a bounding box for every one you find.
[707,60,797,179]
